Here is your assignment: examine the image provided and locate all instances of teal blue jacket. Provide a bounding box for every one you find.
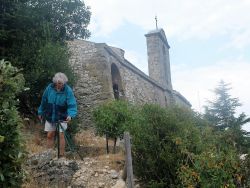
[38,83,77,123]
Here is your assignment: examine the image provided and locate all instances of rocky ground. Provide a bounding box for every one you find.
[22,123,140,188]
[25,150,128,188]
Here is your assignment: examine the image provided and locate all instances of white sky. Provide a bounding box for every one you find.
[84,0,250,131]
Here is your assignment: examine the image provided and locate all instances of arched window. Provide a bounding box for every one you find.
[111,63,123,99]
[165,96,168,106]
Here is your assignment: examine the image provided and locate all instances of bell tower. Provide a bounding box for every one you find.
[145,28,172,90]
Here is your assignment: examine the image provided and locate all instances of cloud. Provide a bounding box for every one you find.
[84,0,250,131]
[124,50,148,74]
[85,0,250,48]
[172,59,250,131]
[171,59,250,117]
[225,30,250,50]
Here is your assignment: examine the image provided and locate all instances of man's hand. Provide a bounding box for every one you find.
[66,116,71,123]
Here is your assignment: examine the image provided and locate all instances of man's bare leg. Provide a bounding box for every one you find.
[47,131,55,149]
[60,133,65,156]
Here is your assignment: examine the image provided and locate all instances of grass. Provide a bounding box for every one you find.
[21,120,125,187]
[22,120,46,154]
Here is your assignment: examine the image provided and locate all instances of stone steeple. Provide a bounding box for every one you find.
[145,28,172,90]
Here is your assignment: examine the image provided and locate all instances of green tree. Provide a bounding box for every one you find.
[18,42,76,115]
[1,0,91,115]
[1,0,91,57]
[0,60,26,187]
[25,0,91,41]
[204,80,250,153]
[93,100,135,153]
[204,80,241,129]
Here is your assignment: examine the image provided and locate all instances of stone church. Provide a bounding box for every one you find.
[68,28,191,127]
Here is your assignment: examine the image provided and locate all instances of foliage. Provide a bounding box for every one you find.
[239,153,250,186]
[0,60,26,187]
[127,104,244,187]
[178,139,241,187]
[27,0,91,41]
[1,0,91,53]
[92,100,247,187]
[93,100,136,153]
[18,42,77,115]
[1,0,91,116]
[128,105,205,187]
[204,80,249,130]
[204,80,250,153]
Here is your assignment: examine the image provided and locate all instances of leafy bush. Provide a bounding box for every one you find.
[93,100,136,153]
[239,153,250,187]
[92,101,244,187]
[178,147,240,187]
[0,60,26,187]
[129,104,243,187]
[128,105,203,187]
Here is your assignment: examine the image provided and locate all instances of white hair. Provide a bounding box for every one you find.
[52,72,68,84]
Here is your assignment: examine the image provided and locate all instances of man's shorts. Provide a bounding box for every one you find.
[44,121,67,133]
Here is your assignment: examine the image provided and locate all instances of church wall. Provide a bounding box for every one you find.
[68,40,113,128]
[103,45,169,107]
[67,39,191,128]
[120,62,166,106]
[173,91,192,108]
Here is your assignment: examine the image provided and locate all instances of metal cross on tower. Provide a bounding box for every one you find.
[155,16,158,29]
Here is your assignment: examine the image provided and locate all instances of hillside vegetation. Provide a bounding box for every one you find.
[93,100,250,187]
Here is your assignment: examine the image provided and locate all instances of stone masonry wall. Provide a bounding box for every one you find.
[120,63,166,106]
[147,35,165,87]
[68,40,113,128]
[102,46,171,107]
[68,40,190,128]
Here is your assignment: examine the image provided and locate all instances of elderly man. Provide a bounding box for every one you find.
[38,72,77,157]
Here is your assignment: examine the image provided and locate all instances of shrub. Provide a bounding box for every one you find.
[0,60,26,187]
[92,101,243,187]
[178,147,240,187]
[240,153,250,187]
[129,104,242,187]
[128,105,203,187]
[93,100,136,153]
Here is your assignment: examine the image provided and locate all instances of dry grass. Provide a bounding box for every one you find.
[22,120,125,162]
[22,178,44,188]
[74,129,125,171]
[21,120,47,154]
[97,153,125,171]
[75,129,106,147]
[75,129,125,158]
[21,120,125,186]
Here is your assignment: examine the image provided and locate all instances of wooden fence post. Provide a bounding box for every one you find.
[124,132,134,188]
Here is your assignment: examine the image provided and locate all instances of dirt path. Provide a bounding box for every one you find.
[22,123,131,187]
